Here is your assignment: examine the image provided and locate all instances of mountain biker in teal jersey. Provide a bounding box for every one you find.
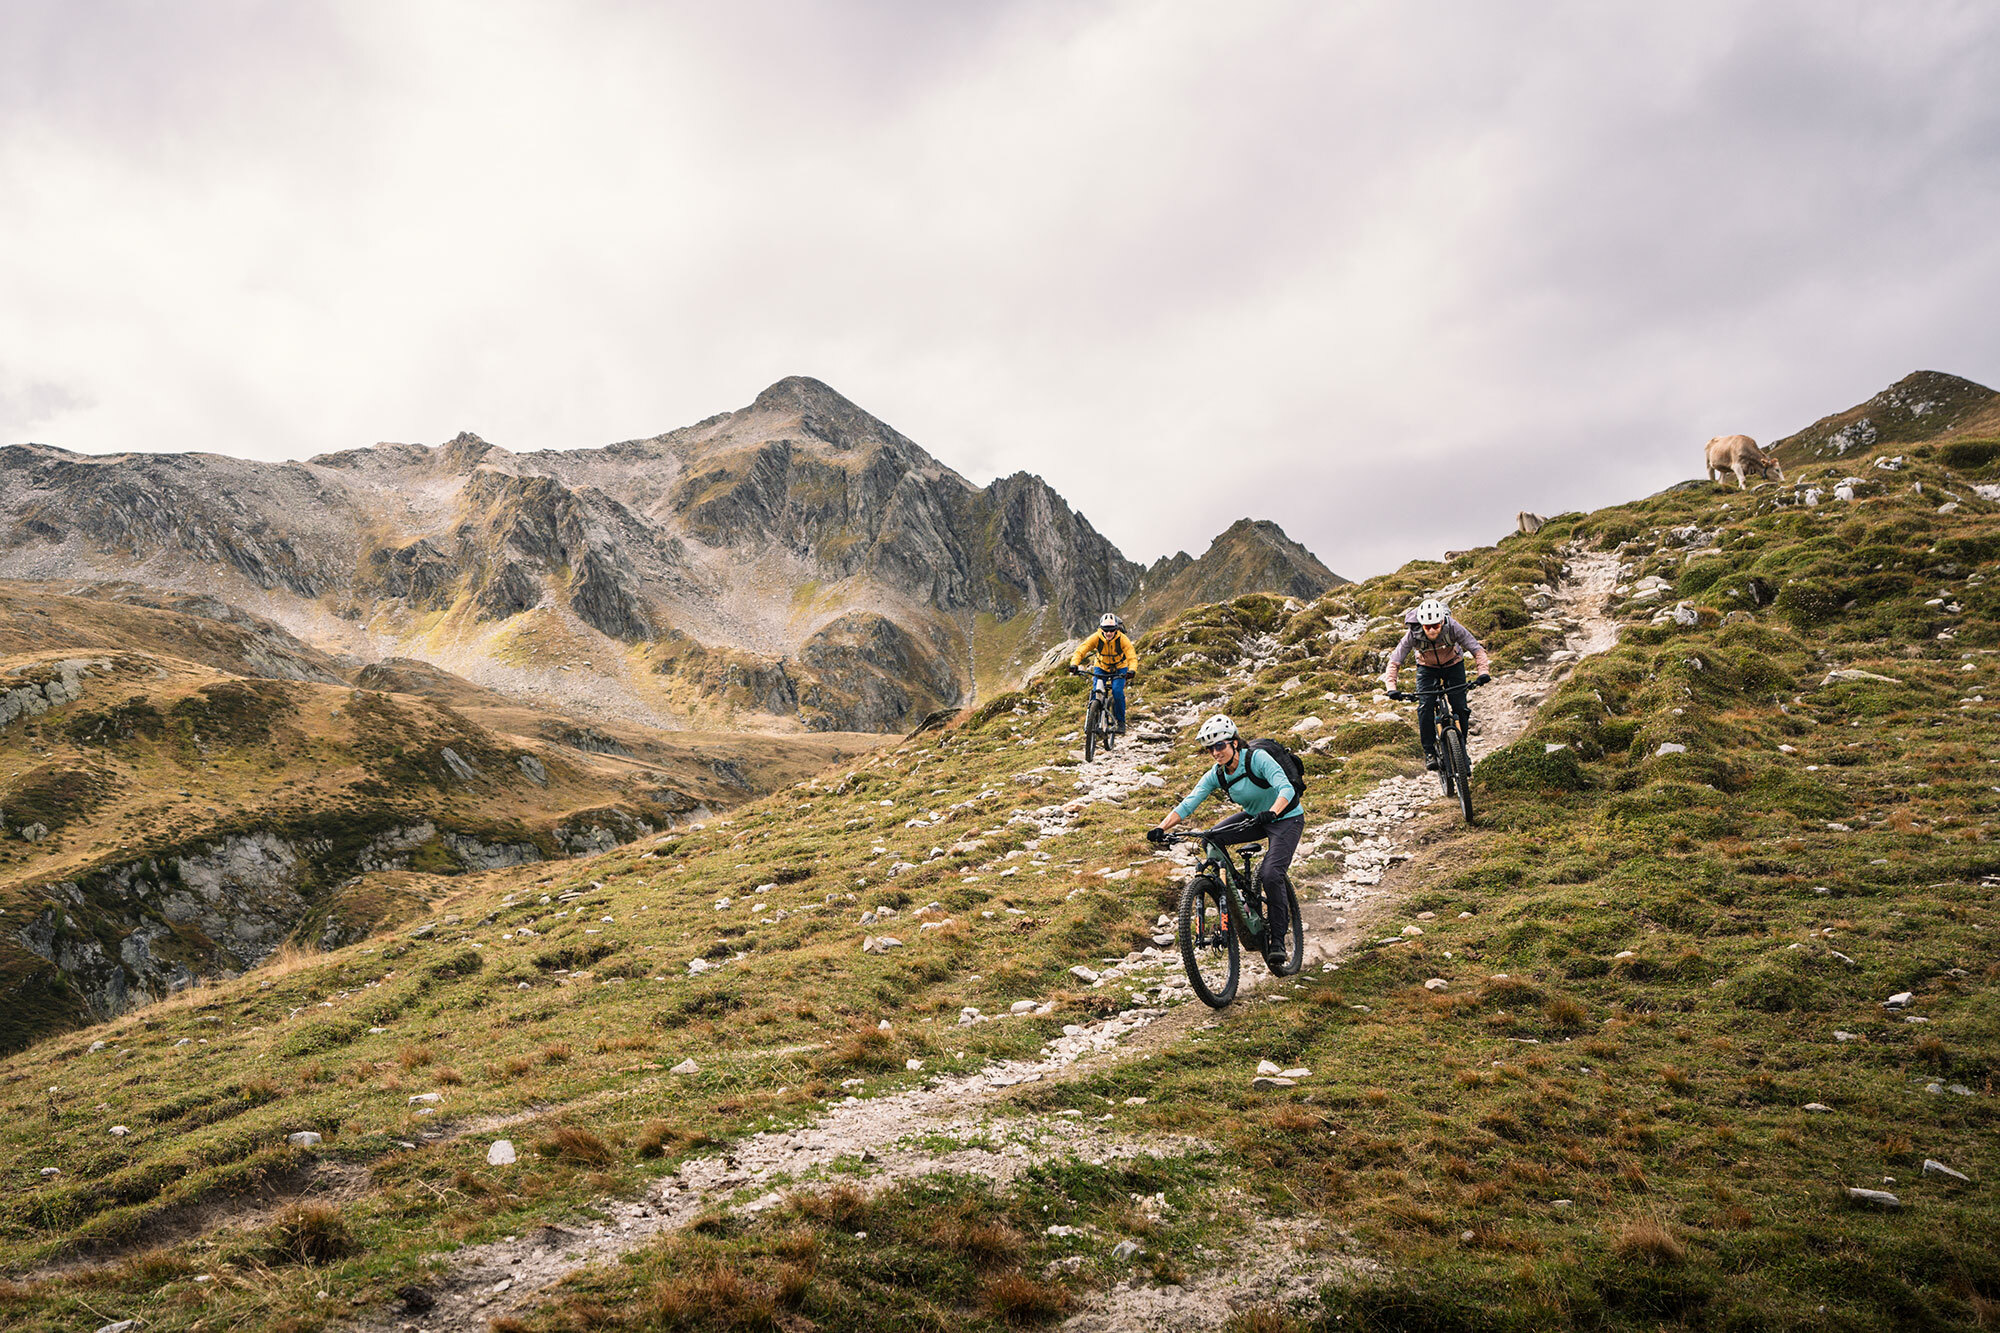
[1385,598,1490,771]
[1152,714,1303,971]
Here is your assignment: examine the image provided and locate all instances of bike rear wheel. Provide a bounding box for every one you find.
[1178,875,1238,1008]
[1445,728,1474,823]
[1084,699,1100,763]
[1272,875,1305,976]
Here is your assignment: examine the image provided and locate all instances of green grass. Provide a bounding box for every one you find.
[1,434,1997,1330]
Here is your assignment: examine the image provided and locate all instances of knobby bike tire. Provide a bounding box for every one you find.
[1178,874,1239,1008]
[1103,712,1116,752]
[1274,875,1305,976]
[1437,728,1455,797]
[1085,699,1100,763]
[1446,728,1474,823]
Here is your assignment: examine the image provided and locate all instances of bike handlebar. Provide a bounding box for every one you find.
[1387,679,1486,702]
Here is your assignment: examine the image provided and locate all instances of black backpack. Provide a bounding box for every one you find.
[1217,738,1308,801]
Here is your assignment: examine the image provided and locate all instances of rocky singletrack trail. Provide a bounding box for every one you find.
[364,552,1622,1333]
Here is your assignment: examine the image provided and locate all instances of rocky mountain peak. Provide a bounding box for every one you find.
[745,376,908,455]
[1773,369,1999,461]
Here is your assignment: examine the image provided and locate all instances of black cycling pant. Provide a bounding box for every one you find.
[1208,811,1302,952]
[1416,660,1469,757]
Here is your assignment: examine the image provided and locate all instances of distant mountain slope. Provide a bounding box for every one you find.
[0,378,1336,731]
[1118,518,1344,632]
[1770,369,2000,463]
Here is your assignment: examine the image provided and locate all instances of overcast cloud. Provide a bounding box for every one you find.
[3,0,1997,579]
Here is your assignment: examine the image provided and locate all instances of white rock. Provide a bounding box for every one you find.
[88,1040,107,1053]
[1257,1059,1283,1075]
[1655,742,1688,757]
[1884,992,1913,1009]
[408,1092,440,1104]
[1823,668,1903,686]
[1423,978,1448,991]
[1614,950,1636,959]
[687,957,720,974]
[1290,717,1323,733]
[487,1140,517,1165]
[1069,965,1100,984]
[96,1322,144,1333]
[287,1131,322,1148]
[1803,1103,1833,1113]
[108,1125,129,1137]
[1402,925,1423,937]
[1844,1187,1900,1208]
[1923,1159,1971,1184]
[1833,1031,1861,1043]
[1251,1076,1296,1090]
[671,1058,700,1074]
[1111,1239,1144,1261]
[1010,1000,1037,1015]
[1281,1067,1310,1079]
[40,1166,61,1178]
[906,1059,924,1071]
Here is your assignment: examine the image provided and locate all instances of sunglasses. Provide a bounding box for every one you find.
[1206,741,1234,753]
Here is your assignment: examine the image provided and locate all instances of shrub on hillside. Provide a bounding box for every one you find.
[275,1017,366,1057]
[1475,740,1589,793]
[1729,964,1822,1013]
[1774,578,1843,628]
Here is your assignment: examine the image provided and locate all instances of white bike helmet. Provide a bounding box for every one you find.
[1414,598,1449,626]
[1195,714,1238,748]
[1099,613,1121,630]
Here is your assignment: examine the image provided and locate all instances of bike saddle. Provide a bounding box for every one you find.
[1238,843,1265,856]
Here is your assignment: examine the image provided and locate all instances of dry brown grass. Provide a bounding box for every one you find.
[537,1126,613,1166]
[435,1065,464,1086]
[267,1203,353,1264]
[982,1272,1072,1323]
[260,939,323,979]
[1612,1218,1685,1266]
[1545,996,1587,1030]
[541,1042,573,1064]
[938,1211,1025,1270]
[397,1044,435,1070]
[791,1182,869,1230]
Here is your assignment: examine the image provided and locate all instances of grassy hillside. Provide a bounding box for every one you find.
[0,418,1995,1331]
[0,644,879,1054]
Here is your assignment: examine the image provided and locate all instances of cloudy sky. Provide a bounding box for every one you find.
[3,1,1997,579]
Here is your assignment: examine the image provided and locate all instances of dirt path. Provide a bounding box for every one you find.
[365,552,1622,1333]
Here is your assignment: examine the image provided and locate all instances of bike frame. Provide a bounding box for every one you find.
[1189,828,1267,946]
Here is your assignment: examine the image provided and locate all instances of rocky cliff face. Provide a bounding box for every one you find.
[0,378,1329,731]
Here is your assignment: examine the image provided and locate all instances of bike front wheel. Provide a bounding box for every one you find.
[1445,728,1474,823]
[1178,874,1239,1008]
[1084,699,1101,763]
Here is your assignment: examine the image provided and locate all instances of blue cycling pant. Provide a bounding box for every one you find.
[1093,669,1126,725]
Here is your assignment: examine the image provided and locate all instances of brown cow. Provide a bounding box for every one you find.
[1705,434,1784,489]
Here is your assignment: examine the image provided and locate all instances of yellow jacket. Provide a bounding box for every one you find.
[1072,628,1137,672]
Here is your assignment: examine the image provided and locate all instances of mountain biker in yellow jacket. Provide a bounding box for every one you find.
[1071,613,1137,733]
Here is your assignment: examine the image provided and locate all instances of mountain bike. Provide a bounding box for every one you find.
[1150,822,1303,1008]
[1070,667,1130,763]
[1388,678,1486,824]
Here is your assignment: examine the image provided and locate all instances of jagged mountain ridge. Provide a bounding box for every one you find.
[1119,517,1346,632]
[0,378,1337,731]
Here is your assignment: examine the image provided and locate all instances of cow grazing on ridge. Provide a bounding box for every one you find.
[1705,434,1784,489]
